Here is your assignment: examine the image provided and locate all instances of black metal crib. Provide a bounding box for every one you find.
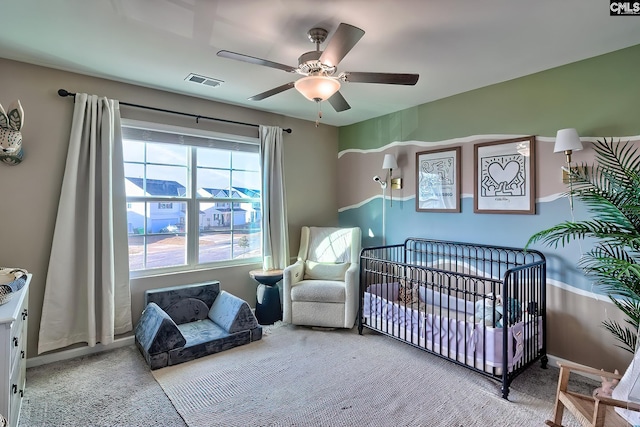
[358,238,547,399]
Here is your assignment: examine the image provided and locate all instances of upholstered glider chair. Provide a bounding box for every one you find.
[283,226,362,328]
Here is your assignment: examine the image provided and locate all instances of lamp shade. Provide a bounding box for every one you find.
[294,75,341,102]
[382,154,398,170]
[554,128,583,153]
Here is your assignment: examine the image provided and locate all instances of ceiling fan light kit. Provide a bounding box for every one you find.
[217,22,419,122]
[294,75,341,102]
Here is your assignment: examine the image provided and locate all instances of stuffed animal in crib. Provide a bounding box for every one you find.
[0,100,24,165]
[494,296,522,328]
[593,369,619,398]
[398,277,420,305]
[472,293,503,327]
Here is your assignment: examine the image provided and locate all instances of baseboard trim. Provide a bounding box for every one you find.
[27,336,136,368]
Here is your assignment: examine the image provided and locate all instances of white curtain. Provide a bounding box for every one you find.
[38,94,132,354]
[259,125,289,270]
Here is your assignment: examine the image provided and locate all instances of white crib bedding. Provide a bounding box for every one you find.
[363,283,542,373]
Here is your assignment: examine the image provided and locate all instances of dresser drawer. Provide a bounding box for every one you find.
[9,359,23,399]
[9,359,25,427]
[9,318,26,365]
[9,333,25,385]
[9,304,26,369]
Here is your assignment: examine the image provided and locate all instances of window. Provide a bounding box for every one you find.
[122,120,262,275]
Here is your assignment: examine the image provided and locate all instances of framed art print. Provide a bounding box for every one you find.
[473,136,536,214]
[416,146,461,212]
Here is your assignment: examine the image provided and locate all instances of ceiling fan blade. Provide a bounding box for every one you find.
[248,82,295,101]
[344,72,419,85]
[217,50,297,73]
[319,23,365,67]
[327,91,351,112]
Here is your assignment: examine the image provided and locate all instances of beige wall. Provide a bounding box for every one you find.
[0,58,338,358]
[547,286,628,370]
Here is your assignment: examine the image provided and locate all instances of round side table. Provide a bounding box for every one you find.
[249,269,283,325]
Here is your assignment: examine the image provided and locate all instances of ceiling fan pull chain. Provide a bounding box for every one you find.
[315,101,323,127]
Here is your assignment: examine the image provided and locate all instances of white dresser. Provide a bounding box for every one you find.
[0,274,30,427]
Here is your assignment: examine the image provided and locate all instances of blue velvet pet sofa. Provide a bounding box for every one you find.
[135,281,263,370]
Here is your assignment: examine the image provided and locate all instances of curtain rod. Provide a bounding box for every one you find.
[57,89,292,134]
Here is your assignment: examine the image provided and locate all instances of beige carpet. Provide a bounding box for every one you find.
[20,345,186,426]
[152,323,590,427]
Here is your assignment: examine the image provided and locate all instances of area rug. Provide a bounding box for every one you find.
[152,324,587,427]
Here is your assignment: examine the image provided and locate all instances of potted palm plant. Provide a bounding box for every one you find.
[527,138,640,353]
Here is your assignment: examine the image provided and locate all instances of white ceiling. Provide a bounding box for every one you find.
[1,0,639,127]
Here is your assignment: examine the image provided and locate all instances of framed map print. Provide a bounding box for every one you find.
[416,147,461,212]
[473,136,536,214]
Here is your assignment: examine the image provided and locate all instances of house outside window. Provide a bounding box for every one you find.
[122,120,262,275]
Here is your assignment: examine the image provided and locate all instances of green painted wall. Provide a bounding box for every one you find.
[340,43,640,151]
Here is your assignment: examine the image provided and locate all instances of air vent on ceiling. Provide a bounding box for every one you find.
[185,73,224,88]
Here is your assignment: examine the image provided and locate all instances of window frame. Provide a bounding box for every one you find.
[121,119,262,278]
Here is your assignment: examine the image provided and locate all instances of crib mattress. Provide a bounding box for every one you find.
[363,287,542,373]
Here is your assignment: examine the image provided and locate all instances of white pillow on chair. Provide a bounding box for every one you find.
[303,260,350,281]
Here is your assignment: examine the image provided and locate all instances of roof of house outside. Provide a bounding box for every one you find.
[126,178,261,199]
[126,178,186,196]
[234,187,260,198]
[201,187,260,199]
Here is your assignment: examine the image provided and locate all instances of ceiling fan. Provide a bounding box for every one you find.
[217,23,419,113]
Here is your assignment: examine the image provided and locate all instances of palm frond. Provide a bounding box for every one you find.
[594,139,640,180]
[603,319,637,353]
[529,138,640,353]
[526,220,636,248]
